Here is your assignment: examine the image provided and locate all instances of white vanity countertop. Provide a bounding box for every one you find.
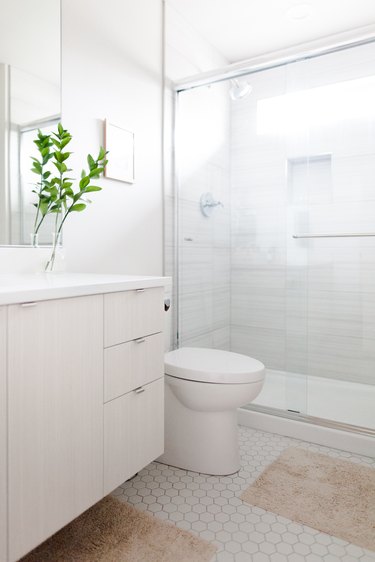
[0,273,171,305]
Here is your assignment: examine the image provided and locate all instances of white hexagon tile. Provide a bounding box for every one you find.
[112,426,375,562]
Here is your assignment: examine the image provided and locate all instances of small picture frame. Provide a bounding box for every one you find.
[104,120,135,183]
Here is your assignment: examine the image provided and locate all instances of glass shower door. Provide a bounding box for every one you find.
[283,43,375,430]
[176,83,232,350]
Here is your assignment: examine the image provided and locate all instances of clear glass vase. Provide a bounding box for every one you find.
[45,232,64,272]
[30,233,39,247]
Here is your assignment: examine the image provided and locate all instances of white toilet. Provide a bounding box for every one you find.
[158,347,265,475]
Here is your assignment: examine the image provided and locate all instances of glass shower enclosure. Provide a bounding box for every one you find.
[170,39,375,435]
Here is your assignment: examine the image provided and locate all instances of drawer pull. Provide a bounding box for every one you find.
[135,288,145,293]
[21,302,37,308]
[135,338,146,344]
[134,387,145,394]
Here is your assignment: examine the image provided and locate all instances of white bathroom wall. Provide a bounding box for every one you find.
[61,0,163,275]
[164,2,231,350]
[230,42,375,386]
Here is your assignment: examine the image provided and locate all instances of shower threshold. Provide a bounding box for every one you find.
[245,403,375,438]
[250,368,375,435]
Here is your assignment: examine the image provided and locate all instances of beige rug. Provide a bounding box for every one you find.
[241,447,375,551]
[21,496,216,562]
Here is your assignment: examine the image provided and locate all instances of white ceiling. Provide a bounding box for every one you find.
[167,0,375,63]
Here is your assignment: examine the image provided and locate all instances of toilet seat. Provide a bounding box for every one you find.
[165,347,264,384]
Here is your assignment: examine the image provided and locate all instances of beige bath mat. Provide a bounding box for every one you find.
[21,496,216,562]
[241,447,375,551]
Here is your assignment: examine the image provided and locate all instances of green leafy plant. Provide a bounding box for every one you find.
[31,130,54,239]
[31,123,108,271]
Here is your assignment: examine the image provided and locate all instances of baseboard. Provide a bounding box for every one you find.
[238,408,375,458]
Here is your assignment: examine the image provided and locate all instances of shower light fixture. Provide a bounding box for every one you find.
[229,79,252,101]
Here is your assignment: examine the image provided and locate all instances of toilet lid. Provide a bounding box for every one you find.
[165,347,265,384]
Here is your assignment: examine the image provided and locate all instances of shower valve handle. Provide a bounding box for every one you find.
[200,192,224,217]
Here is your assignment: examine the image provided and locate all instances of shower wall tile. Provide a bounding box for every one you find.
[182,326,231,351]
[231,288,286,330]
[179,290,214,341]
[179,199,231,248]
[308,333,375,385]
[307,290,375,340]
[231,268,286,290]
[231,246,287,269]
[179,287,230,345]
[231,325,286,370]
[333,153,375,203]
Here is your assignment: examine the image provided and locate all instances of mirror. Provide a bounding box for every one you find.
[0,0,61,246]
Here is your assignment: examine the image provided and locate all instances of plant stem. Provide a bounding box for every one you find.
[33,174,43,233]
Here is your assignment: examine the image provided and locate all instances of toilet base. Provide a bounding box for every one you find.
[158,382,241,475]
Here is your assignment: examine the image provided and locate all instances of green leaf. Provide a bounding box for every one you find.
[85,185,102,192]
[87,154,95,170]
[31,163,42,174]
[51,137,61,149]
[53,161,68,174]
[70,203,86,212]
[40,201,49,215]
[60,137,71,149]
[58,123,64,136]
[98,146,106,160]
[79,176,90,189]
[54,151,63,163]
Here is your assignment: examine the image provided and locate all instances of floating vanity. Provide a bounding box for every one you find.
[0,273,169,562]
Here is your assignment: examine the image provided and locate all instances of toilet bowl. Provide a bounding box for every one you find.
[158,347,265,476]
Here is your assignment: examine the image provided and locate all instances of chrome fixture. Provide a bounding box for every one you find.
[293,232,375,239]
[200,192,224,217]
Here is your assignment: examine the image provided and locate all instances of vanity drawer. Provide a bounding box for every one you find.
[104,378,164,495]
[104,332,164,402]
[104,287,164,347]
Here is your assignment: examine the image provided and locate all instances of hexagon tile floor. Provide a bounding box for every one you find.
[112,426,375,562]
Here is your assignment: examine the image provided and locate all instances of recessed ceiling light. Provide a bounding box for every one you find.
[286,3,312,20]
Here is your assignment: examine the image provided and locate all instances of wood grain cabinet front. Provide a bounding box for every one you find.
[2,284,166,562]
[104,287,164,347]
[104,377,164,495]
[104,332,164,402]
[7,296,104,562]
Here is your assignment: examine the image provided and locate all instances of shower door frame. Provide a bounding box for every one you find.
[171,25,375,438]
